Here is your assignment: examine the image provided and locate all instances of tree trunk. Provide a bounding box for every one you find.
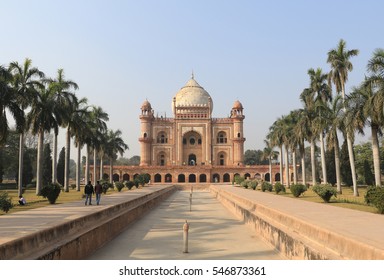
[85,144,90,184]
[17,133,24,197]
[100,155,103,181]
[334,136,342,194]
[93,148,97,185]
[64,127,70,192]
[284,144,290,188]
[279,146,284,185]
[292,149,297,185]
[76,143,81,191]
[301,146,306,186]
[109,157,114,184]
[269,156,272,184]
[52,132,58,183]
[371,125,381,186]
[36,130,44,195]
[319,131,327,184]
[310,139,316,186]
[342,84,358,196]
[346,135,358,196]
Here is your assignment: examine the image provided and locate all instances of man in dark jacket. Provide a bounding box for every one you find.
[94,180,102,205]
[84,181,94,205]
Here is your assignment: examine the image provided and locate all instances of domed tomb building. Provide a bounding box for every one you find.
[97,76,287,184]
[139,76,245,172]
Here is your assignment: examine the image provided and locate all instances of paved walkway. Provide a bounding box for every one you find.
[214,185,384,253]
[87,190,284,260]
[0,186,170,245]
[2,184,384,260]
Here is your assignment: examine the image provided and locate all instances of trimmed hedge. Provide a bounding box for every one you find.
[290,184,307,197]
[312,184,337,202]
[274,182,286,194]
[261,182,273,192]
[39,183,61,204]
[365,186,384,214]
[0,192,13,213]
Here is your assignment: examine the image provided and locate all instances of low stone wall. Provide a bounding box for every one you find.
[0,186,176,260]
[210,185,384,260]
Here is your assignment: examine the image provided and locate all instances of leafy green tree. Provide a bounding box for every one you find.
[21,148,34,187]
[325,148,336,186]
[340,140,353,187]
[57,147,65,186]
[363,160,374,186]
[42,143,52,186]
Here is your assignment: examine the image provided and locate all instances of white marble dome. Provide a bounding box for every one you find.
[173,76,213,113]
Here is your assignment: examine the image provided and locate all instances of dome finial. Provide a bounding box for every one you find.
[191,70,194,79]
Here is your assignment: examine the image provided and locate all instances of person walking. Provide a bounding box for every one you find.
[94,180,102,205]
[84,181,94,205]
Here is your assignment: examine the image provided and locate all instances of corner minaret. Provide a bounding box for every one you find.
[231,100,245,166]
[139,100,153,166]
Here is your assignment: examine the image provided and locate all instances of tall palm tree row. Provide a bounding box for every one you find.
[267,39,384,196]
[1,59,117,195]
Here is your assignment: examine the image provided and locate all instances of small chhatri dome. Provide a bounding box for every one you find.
[232,100,243,109]
[173,75,213,113]
[141,99,152,110]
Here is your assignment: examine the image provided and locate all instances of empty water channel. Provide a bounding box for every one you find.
[87,189,284,260]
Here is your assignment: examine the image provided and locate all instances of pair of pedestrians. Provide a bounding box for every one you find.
[84,180,102,205]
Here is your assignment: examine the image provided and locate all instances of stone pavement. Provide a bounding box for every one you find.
[0,185,171,246]
[87,190,284,260]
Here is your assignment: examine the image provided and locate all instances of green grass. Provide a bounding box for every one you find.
[245,184,379,214]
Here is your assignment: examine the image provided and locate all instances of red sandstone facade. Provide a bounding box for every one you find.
[94,76,290,184]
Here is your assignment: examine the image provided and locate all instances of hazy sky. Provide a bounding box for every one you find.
[2,0,384,158]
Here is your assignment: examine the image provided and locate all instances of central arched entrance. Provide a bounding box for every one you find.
[188,154,196,166]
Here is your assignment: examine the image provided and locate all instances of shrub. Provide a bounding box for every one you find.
[0,192,13,213]
[249,180,258,190]
[114,182,125,192]
[241,180,250,189]
[312,184,337,202]
[125,180,135,190]
[101,181,112,194]
[234,175,245,185]
[39,183,61,204]
[274,182,286,194]
[261,182,273,192]
[70,184,76,190]
[365,186,384,214]
[133,178,140,188]
[290,184,307,197]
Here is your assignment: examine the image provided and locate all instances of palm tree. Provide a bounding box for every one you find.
[308,68,332,184]
[366,48,384,186]
[84,106,109,185]
[71,98,90,191]
[300,88,317,186]
[262,140,278,184]
[267,118,285,185]
[45,69,79,187]
[324,95,344,193]
[27,86,60,194]
[327,39,359,196]
[0,65,25,145]
[348,79,384,187]
[105,129,128,184]
[294,108,309,186]
[9,59,44,196]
